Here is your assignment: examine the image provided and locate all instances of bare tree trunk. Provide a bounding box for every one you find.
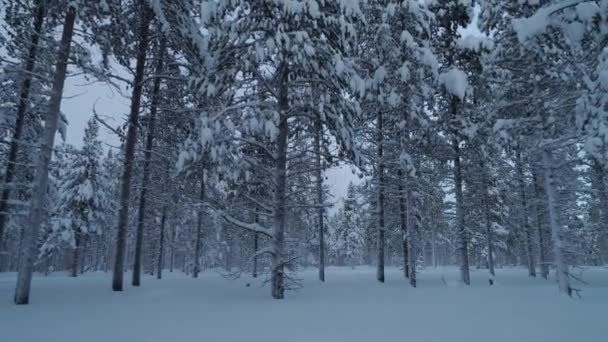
[376,110,385,283]
[480,159,495,277]
[132,37,164,287]
[271,63,289,299]
[112,4,151,292]
[406,180,417,287]
[453,138,470,285]
[169,223,176,273]
[516,149,536,277]
[592,158,608,264]
[542,148,571,296]
[13,4,76,305]
[193,173,205,278]
[313,120,325,282]
[0,0,46,269]
[398,170,409,278]
[156,205,167,279]
[71,229,82,277]
[252,213,259,278]
[532,169,550,279]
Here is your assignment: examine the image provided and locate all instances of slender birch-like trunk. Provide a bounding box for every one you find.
[0,0,46,268]
[112,4,152,292]
[14,4,77,305]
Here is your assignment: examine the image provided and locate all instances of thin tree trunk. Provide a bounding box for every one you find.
[480,159,495,277]
[169,223,176,273]
[193,175,205,278]
[112,4,152,292]
[14,4,76,305]
[592,157,608,264]
[156,205,167,279]
[532,169,550,279]
[132,37,164,287]
[376,110,385,283]
[271,63,289,299]
[71,229,81,277]
[0,0,46,269]
[453,138,470,285]
[253,214,259,278]
[516,149,536,277]
[542,148,571,296]
[313,120,325,282]
[406,180,417,287]
[398,170,409,278]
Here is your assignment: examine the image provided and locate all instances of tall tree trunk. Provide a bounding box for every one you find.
[453,138,470,285]
[542,148,571,296]
[271,63,289,299]
[71,229,82,277]
[193,174,205,278]
[132,37,164,287]
[398,170,409,278]
[252,213,259,278]
[376,110,385,283]
[406,179,417,287]
[112,4,152,292]
[0,0,46,269]
[13,4,76,305]
[313,120,325,282]
[592,157,608,264]
[156,205,167,279]
[480,159,496,277]
[170,223,176,273]
[516,149,536,277]
[532,169,550,279]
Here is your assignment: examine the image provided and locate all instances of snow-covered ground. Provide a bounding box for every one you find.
[1,266,607,342]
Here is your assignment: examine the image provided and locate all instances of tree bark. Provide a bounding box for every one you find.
[132,37,164,287]
[0,0,46,268]
[71,229,82,277]
[532,169,550,279]
[516,149,536,277]
[453,138,470,285]
[169,223,176,273]
[112,4,152,292]
[376,110,385,283]
[542,148,571,296]
[406,180,417,287]
[592,158,608,264]
[193,174,205,278]
[398,170,409,278]
[480,159,496,276]
[14,4,77,305]
[313,119,325,282]
[156,205,167,279]
[252,213,259,278]
[271,63,289,299]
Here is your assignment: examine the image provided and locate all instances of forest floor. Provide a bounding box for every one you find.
[1,266,607,342]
